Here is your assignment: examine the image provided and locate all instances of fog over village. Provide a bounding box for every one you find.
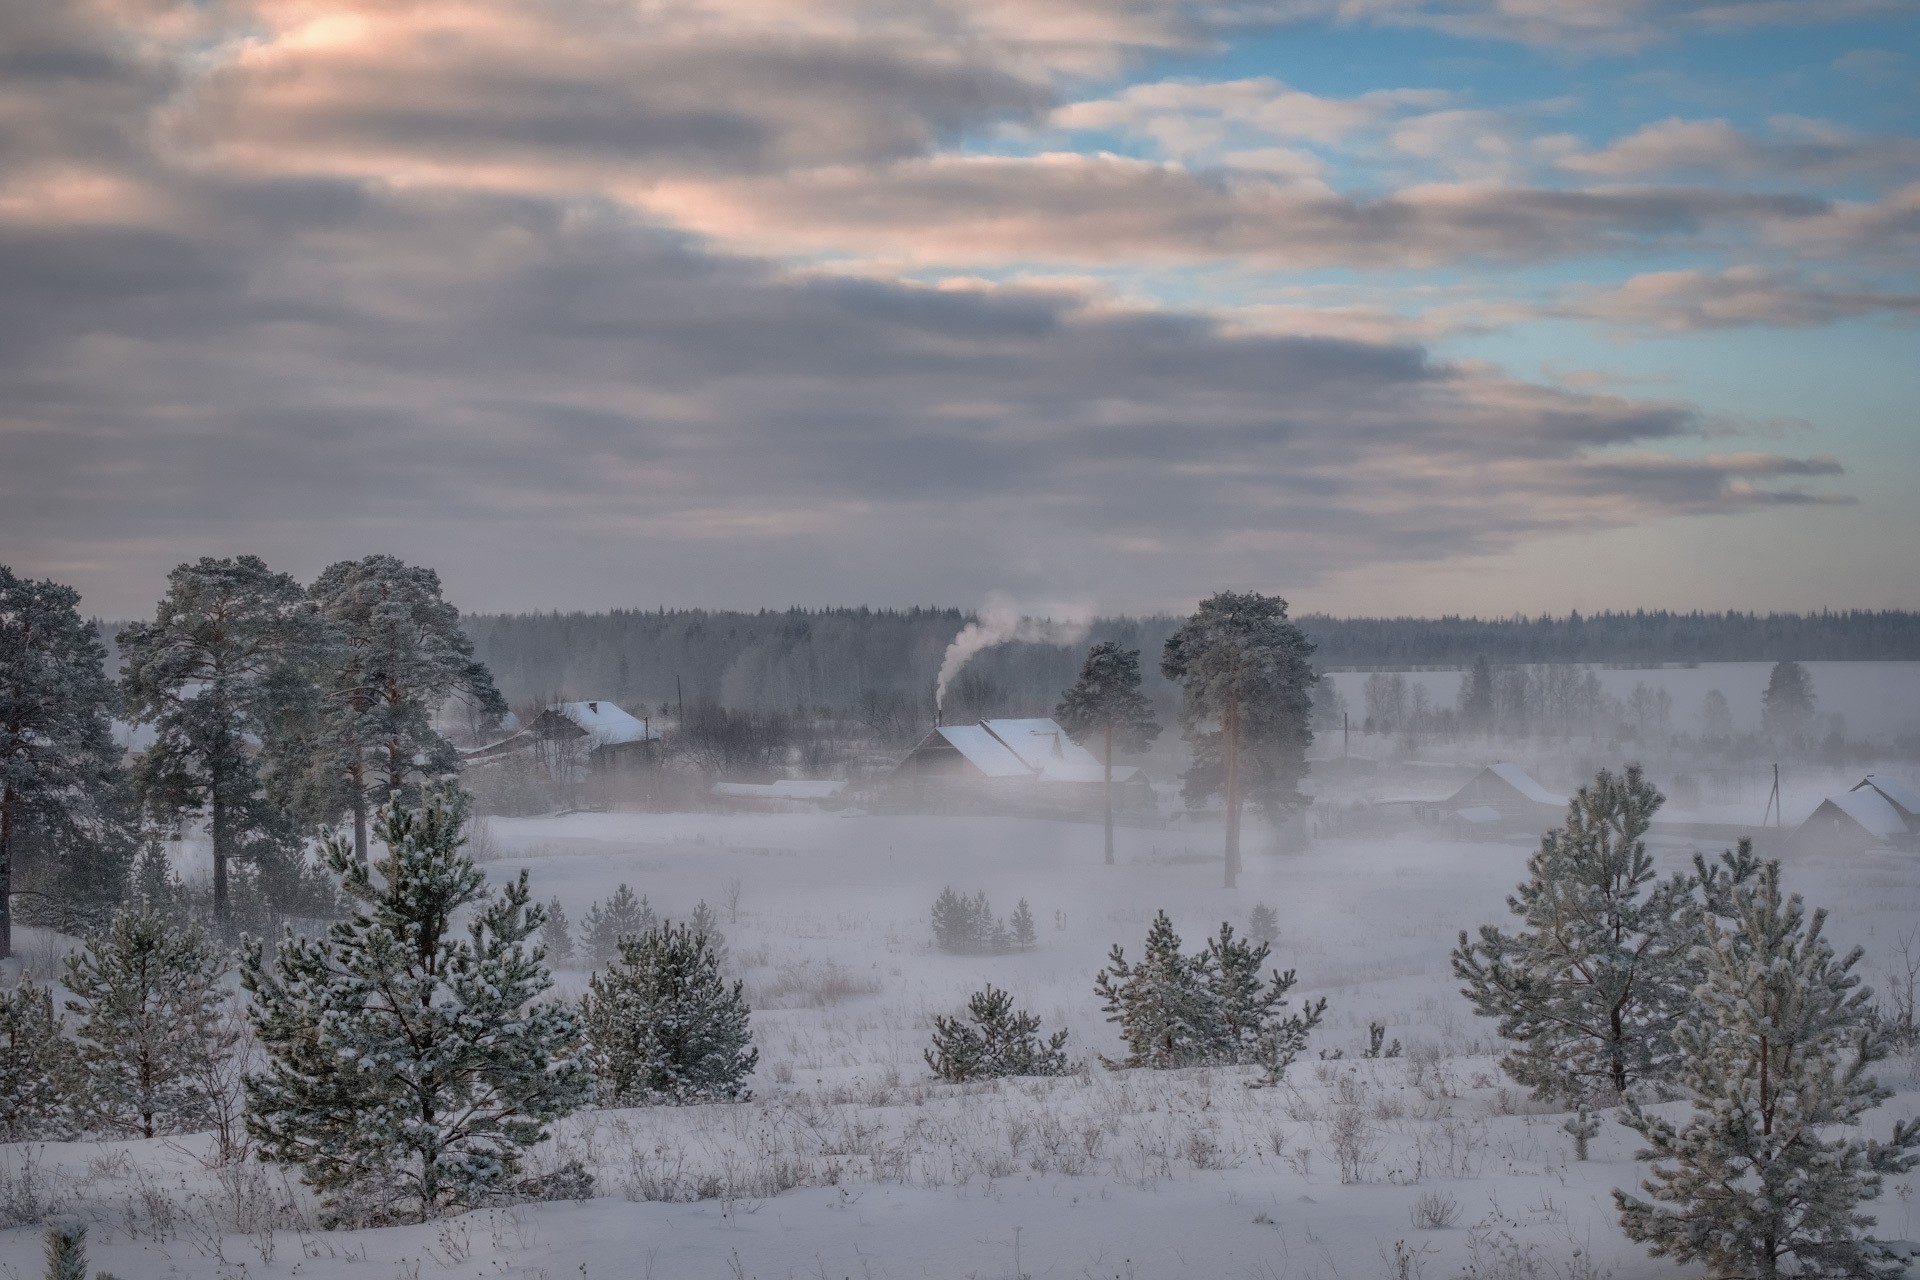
[2,1,1919,1278]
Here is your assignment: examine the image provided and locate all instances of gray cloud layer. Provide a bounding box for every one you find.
[0,0,1868,614]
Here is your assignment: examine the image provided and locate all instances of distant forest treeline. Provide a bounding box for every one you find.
[450,608,1920,715]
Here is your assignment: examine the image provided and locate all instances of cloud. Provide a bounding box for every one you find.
[635,153,1827,269]
[0,175,1846,615]
[1560,116,1920,182]
[1050,77,1453,153]
[1562,266,1920,330]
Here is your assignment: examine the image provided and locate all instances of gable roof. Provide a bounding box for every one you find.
[1854,775,1920,823]
[547,700,658,746]
[933,724,1035,778]
[1823,787,1911,840]
[1484,762,1567,808]
[981,718,1116,783]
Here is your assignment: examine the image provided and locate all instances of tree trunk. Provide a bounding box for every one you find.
[1103,721,1114,866]
[1223,688,1241,889]
[0,782,14,959]
[211,778,229,931]
[350,751,369,865]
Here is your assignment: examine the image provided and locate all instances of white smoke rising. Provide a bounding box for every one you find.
[935,592,1092,712]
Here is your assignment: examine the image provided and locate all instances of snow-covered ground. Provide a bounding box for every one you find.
[5,809,1917,1279]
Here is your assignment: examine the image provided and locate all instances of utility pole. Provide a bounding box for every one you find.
[1342,712,1349,760]
[1763,762,1782,828]
[676,675,684,725]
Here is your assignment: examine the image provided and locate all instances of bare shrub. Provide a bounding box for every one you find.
[1409,1189,1461,1230]
[1327,1100,1382,1184]
[752,959,882,1008]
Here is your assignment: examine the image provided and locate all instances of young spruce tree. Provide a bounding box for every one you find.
[1452,765,1701,1101]
[926,986,1070,1081]
[1614,862,1920,1278]
[581,921,756,1105]
[243,788,590,1221]
[64,909,235,1139]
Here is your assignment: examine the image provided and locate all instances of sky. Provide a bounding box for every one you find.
[3,0,1917,621]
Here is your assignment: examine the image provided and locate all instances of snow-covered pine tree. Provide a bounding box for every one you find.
[0,979,73,1141]
[303,556,507,864]
[1565,1106,1598,1161]
[1614,861,1920,1278]
[1009,899,1037,951]
[1247,903,1279,947]
[1452,765,1700,1102]
[1160,592,1316,888]
[119,556,326,929]
[1205,922,1325,1068]
[243,788,590,1222]
[542,897,574,968]
[1055,641,1161,866]
[580,884,656,966]
[64,909,235,1139]
[1094,911,1219,1069]
[925,985,1070,1081]
[0,566,130,957]
[580,920,756,1105]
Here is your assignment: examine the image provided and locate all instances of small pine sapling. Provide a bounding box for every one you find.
[1614,861,1920,1277]
[244,788,591,1222]
[1009,899,1037,951]
[43,1218,87,1280]
[1452,765,1700,1102]
[0,979,74,1141]
[1096,911,1217,1069]
[689,899,728,969]
[582,920,757,1105]
[1564,1106,1599,1161]
[1363,1022,1402,1060]
[1247,903,1279,947]
[64,909,235,1139]
[580,884,656,967]
[1096,911,1325,1073]
[931,887,1006,954]
[925,985,1070,1081]
[542,897,574,968]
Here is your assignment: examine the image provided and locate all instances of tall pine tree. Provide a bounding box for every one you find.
[1452,766,1704,1101]
[243,788,589,1221]
[1160,593,1315,887]
[64,909,235,1139]
[120,556,325,929]
[1615,862,1919,1276]
[0,566,127,956]
[1056,641,1161,866]
[306,556,506,863]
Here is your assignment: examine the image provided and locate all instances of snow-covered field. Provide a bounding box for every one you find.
[5,810,1917,1279]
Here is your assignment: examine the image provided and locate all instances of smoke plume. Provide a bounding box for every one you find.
[935,592,1091,712]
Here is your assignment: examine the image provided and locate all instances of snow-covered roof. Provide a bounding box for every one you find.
[713,780,847,800]
[1454,805,1504,825]
[546,701,658,746]
[981,718,1121,784]
[1484,762,1567,808]
[1823,788,1910,840]
[934,725,1034,778]
[1855,775,1920,821]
